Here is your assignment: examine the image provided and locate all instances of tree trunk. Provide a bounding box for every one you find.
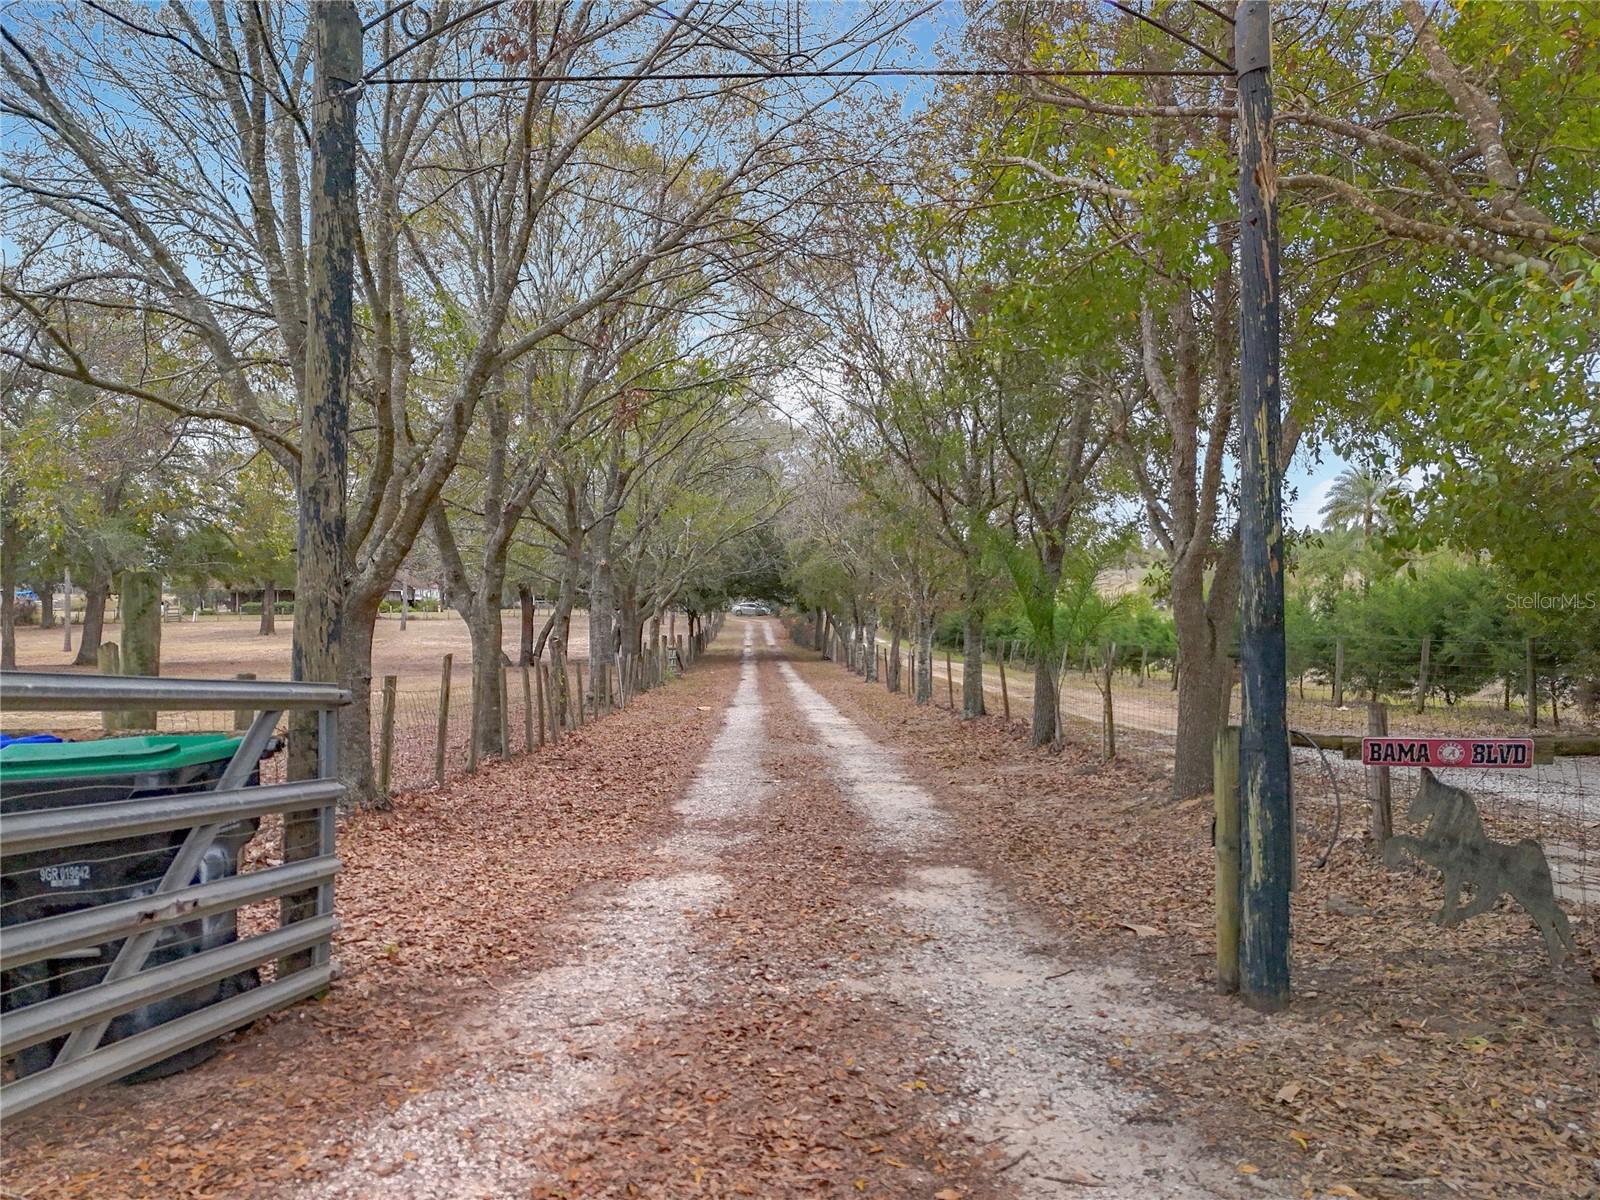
[548,631,569,729]
[1032,656,1059,747]
[887,625,902,692]
[588,519,616,677]
[73,580,108,666]
[914,608,933,704]
[260,581,277,635]
[337,595,382,809]
[1170,575,1238,798]
[119,570,162,728]
[37,583,55,630]
[618,579,643,663]
[1022,540,1067,746]
[0,516,16,670]
[467,599,505,760]
[518,582,536,664]
[863,611,879,682]
[961,607,986,719]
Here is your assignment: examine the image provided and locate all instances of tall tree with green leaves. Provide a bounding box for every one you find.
[1319,467,1402,542]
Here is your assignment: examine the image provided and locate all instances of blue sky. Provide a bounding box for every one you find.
[2,0,1345,533]
[1287,455,1350,532]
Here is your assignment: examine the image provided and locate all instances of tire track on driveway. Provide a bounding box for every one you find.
[774,645,1274,1200]
[307,632,769,1199]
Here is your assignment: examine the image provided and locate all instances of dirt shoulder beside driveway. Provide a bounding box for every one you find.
[792,647,1599,1200]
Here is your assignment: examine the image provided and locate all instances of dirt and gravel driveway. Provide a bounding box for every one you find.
[4,619,1277,1199]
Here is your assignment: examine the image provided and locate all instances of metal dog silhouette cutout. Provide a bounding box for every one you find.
[1383,769,1576,964]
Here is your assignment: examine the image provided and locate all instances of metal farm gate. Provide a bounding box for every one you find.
[0,673,348,1117]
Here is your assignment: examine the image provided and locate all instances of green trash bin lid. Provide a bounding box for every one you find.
[0,733,245,781]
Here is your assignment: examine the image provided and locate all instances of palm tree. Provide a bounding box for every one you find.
[1319,467,1402,542]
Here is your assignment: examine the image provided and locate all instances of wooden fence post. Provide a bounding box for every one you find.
[1414,634,1431,714]
[522,663,535,752]
[435,653,452,787]
[99,642,121,734]
[534,662,546,748]
[1526,637,1538,729]
[998,658,1010,723]
[378,674,397,796]
[1215,725,1241,995]
[1367,701,1392,852]
[945,650,955,707]
[233,672,257,731]
[574,662,586,726]
[1138,644,1148,688]
[543,663,560,744]
[1332,637,1345,707]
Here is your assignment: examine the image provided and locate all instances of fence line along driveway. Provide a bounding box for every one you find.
[866,639,1600,909]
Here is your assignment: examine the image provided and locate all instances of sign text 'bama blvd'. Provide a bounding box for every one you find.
[1361,737,1535,769]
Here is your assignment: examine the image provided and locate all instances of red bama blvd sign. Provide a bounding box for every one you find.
[1361,737,1534,769]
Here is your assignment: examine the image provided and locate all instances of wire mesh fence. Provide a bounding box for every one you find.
[816,625,1600,916]
[2,641,697,801]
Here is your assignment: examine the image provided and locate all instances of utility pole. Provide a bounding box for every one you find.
[292,0,357,743]
[284,0,358,968]
[1234,1,1291,1012]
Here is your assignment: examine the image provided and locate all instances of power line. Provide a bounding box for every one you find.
[365,66,1233,86]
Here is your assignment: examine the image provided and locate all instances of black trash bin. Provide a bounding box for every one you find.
[0,732,276,1081]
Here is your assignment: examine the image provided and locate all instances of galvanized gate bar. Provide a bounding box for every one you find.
[4,916,339,1056]
[54,710,291,1063]
[313,706,338,969]
[0,779,344,854]
[0,671,348,1118]
[0,671,351,711]
[1,856,341,970]
[0,965,335,1119]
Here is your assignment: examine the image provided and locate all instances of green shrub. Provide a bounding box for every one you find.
[240,601,295,615]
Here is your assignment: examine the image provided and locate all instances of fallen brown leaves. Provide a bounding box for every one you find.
[2,657,741,1200]
[508,654,997,1199]
[795,657,1599,1200]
